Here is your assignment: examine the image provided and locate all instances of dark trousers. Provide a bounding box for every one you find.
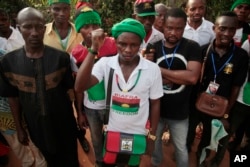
[77,128,86,143]
[187,85,200,151]
[229,101,250,150]
[194,112,229,166]
[187,104,201,152]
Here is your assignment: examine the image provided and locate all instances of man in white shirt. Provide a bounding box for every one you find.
[184,0,215,153]
[75,18,163,166]
[183,0,214,46]
[0,8,24,51]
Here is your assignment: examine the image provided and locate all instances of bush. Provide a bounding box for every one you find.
[0,0,236,34]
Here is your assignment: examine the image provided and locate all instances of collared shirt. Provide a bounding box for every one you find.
[44,21,83,54]
[141,26,164,50]
[183,18,215,46]
[200,40,249,99]
[92,55,163,135]
[0,46,78,152]
[0,27,24,52]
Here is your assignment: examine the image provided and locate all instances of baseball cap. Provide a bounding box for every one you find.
[134,0,157,17]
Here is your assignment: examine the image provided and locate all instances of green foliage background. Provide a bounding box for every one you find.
[0,0,235,33]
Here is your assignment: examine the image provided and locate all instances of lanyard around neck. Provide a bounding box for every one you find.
[161,41,180,69]
[116,70,141,92]
[211,45,235,82]
[54,27,71,51]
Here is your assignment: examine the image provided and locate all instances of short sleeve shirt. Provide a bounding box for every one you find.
[153,38,202,119]
[92,55,163,135]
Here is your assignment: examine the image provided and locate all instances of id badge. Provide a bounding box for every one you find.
[206,81,220,95]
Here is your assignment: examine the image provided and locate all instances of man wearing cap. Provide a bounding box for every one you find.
[75,18,163,166]
[75,0,92,9]
[44,0,90,154]
[231,0,250,47]
[44,0,82,54]
[133,0,164,50]
[72,5,117,167]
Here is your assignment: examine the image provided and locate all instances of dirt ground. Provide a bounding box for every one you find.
[5,129,230,167]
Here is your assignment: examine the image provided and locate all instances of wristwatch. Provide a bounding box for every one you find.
[223,114,229,119]
[147,130,157,141]
[148,134,157,141]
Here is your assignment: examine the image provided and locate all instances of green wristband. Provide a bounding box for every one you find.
[88,48,98,55]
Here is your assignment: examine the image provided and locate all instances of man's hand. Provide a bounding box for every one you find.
[221,118,230,131]
[16,127,29,145]
[91,28,105,52]
[142,46,155,62]
[77,112,89,130]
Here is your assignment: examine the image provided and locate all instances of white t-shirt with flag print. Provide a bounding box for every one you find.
[92,54,163,135]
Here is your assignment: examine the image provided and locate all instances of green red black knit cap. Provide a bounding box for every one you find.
[75,0,92,9]
[74,6,101,32]
[48,0,70,5]
[134,0,157,17]
[230,0,250,11]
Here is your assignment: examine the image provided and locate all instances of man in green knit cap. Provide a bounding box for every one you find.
[75,18,163,166]
[71,5,117,167]
[44,0,82,53]
[231,0,250,47]
[45,0,91,154]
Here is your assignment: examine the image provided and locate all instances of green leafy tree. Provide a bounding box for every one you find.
[206,0,235,22]
[0,0,237,33]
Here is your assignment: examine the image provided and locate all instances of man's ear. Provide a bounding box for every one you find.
[184,7,188,14]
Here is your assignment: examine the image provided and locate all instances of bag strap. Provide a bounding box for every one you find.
[104,68,114,124]
[248,35,250,57]
[199,43,212,83]
[247,35,250,82]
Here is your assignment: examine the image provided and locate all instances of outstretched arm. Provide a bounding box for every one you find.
[75,28,105,93]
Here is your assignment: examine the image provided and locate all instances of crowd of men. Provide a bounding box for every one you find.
[0,0,249,167]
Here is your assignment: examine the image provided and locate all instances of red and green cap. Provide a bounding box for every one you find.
[74,6,101,32]
[48,0,70,5]
[134,0,157,17]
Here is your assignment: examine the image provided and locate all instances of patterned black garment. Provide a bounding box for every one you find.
[0,45,79,166]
